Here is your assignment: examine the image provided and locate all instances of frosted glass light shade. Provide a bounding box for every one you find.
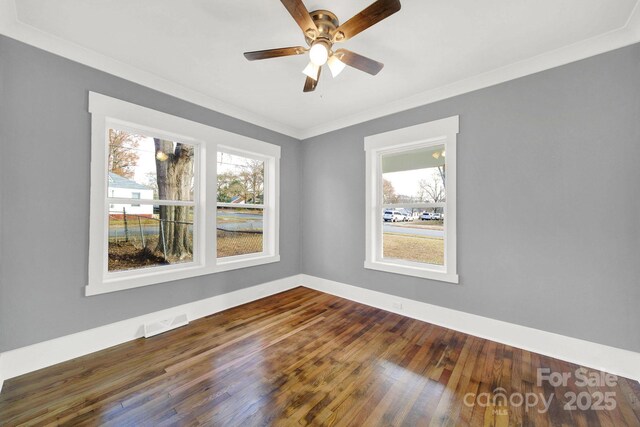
[327,55,346,77]
[302,62,320,80]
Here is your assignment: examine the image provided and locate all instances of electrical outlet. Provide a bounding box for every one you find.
[392,301,403,310]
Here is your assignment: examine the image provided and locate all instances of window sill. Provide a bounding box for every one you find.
[86,255,281,296]
[364,260,459,284]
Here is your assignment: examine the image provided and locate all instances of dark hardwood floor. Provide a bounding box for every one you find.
[1,287,639,426]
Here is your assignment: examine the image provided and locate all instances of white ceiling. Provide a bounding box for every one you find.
[4,0,640,138]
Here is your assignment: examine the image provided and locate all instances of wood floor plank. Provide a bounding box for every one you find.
[1,287,639,426]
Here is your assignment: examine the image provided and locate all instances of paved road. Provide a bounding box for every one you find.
[383,224,444,238]
[219,221,262,231]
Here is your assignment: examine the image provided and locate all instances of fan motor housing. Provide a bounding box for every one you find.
[306,10,339,46]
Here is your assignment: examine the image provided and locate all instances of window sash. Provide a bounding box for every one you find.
[216,204,266,258]
[103,121,202,277]
[216,146,275,263]
[379,206,447,269]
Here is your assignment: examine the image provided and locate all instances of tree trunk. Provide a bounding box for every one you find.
[154,139,194,260]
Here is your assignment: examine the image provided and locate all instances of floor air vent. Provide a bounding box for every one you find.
[144,313,189,338]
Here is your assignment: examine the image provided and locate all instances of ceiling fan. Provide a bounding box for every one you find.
[244,0,401,92]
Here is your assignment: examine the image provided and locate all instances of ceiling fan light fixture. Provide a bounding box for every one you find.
[302,62,320,80]
[243,0,402,92]
[327,54,346,77]
[309,40,330,66]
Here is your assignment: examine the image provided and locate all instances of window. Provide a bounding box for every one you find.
[364,116,458,283]
[131,192,141,207]
[217,152,265,259]
[106,131,197,273]
[88,93,280,295]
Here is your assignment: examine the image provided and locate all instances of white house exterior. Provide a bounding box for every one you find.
[108,173,154,217]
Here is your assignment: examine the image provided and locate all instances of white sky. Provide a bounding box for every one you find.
[217,152,261,174]
[383,167,441,198]
[133,137,157,184]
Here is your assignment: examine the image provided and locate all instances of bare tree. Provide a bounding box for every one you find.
[239,160,264,204]
[383,179,399,204]
[217,171,245,203]
[154,139,194,259]
[217,158,264,204]
[144,171,159,199]
[108,130,140,179]
[418,172,446,203]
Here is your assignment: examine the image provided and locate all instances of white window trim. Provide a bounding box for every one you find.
[364,116,459,284]
[87,92,280,296]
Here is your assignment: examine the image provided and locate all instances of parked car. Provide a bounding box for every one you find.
[432,212,442,220]
[420,212,432,221]
[383,210,407,222]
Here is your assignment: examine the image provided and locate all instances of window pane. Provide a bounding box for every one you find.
[383,209,445,266]
[108,206,194,272]
[217,207,263,258]
[382,144,445,204]
[217,152,264,205]
[108,128,195,201]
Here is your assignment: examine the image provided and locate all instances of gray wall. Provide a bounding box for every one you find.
[301,43,640,353]
[0,36,302,352]
[1,34,639,356]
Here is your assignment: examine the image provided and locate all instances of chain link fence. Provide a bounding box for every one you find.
[108,209,194,271]
[108,208,263,271]
[216,228,263,258]
[216,206,264,258]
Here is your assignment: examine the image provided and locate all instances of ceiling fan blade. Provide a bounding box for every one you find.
[303,66,321,92]
[333,0,401,42]
[334,49,384,75]
[280,0,318,38]
[244,46,307,61]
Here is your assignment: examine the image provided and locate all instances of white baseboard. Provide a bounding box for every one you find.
[300,274,640,382]
[0,275,302,390]
[2,273,637,394]
[0,354,4,392]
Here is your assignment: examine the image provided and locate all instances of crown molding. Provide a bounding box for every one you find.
[2,0,639,141]
[300,3,640,139]
[0,0,304,139]
[627,0,640,35]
